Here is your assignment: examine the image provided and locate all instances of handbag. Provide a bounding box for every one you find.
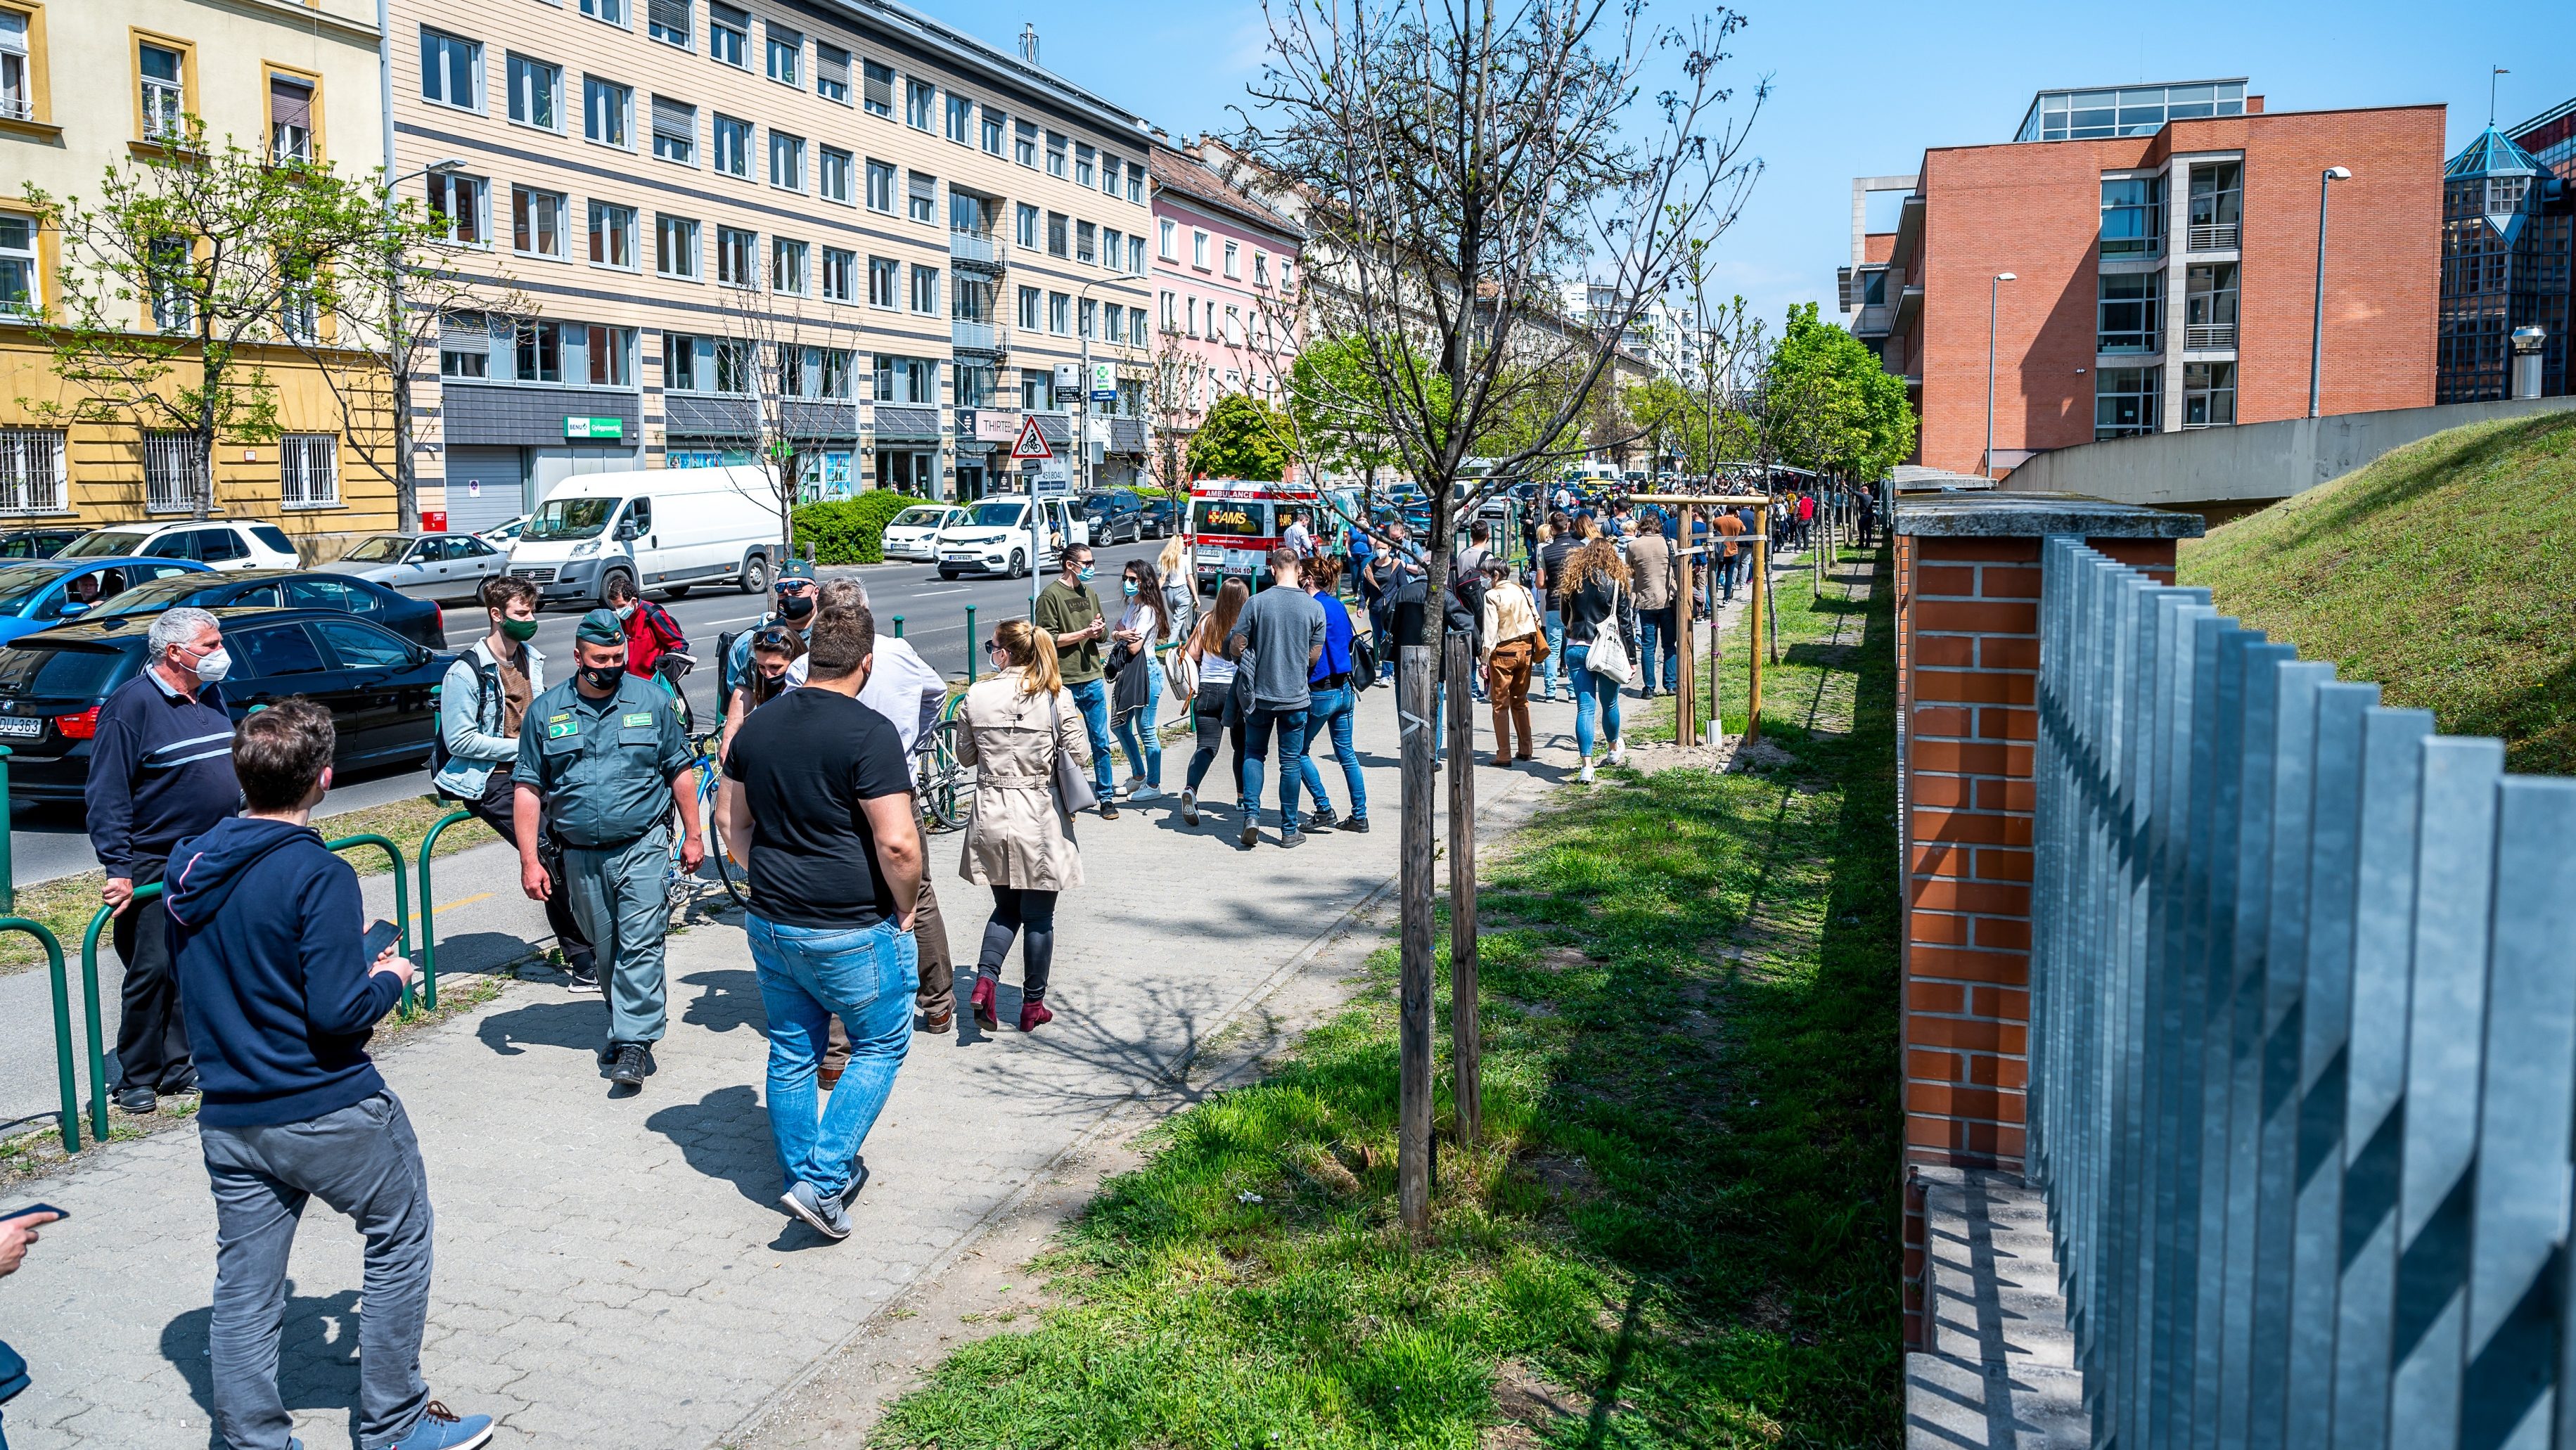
[1584,582,1634,685]
[1046,689,1098,815]
[1167,641,1198,702]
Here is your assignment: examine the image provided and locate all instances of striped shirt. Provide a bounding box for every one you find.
[86,667,239,877]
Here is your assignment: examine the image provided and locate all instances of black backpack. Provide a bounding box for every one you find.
[1350,629,1378,693]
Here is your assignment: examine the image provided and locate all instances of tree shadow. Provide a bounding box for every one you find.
[678,968,766,1035]
[474,996,601,1060]
[162,1283,364,1450]
[643,1084,779,1210]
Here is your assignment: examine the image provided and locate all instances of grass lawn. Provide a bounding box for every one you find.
[874,546,1902,1448]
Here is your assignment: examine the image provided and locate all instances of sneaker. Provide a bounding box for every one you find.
[1098,801,1121,821]
[919,1008,954,1034]
[1610,743,1629,767]
[839,1158,873,1207]
[607,1043,651,1088]
[1579,761,1596,784]
[1279,827,1305,849]
[114,1086,157,1115]
[1239,818,1260,849]
[1304,809,1340,832]
[1180,788,1199,825]
[1132,785,1163,803]
[1343,816,1371,835]
[816,1065,844,1092]
[1117,779,1138,798]
[970,976,999,1032]
[386,1402,495,1450]
[1018,999,1054,1032]
[781,1181,853,1240]
[563,965,602,994]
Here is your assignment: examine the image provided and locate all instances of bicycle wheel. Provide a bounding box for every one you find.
[710,815,752,909]
[916,717,968,830]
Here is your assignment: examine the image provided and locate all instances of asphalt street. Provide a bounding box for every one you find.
[3,537,1170,885]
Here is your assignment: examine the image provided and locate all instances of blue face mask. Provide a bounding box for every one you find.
[1078,565,1097,583]
[1122,580,1139,598]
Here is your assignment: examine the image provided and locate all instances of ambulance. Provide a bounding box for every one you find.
[1186,477,1320,596]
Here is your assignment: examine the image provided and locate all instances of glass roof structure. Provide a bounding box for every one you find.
[2016,81,2249,142]
[2446,124,2549,180]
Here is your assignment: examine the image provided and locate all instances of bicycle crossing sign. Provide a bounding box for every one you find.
[1011,415,1053,461]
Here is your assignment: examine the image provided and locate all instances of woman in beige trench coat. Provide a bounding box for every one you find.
[955,619,1091,1033]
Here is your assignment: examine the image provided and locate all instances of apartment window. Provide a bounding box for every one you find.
[427,172,487,245]
[1014,119,1036,167]
[2189,162,2243,250]
[513,320,563,382]
[869,255,898,307]
[0,216,34,316]
[906,78,933,130]
[135,41,190,141]
[267,74,314,163]
[708,3,748,68]
[982,108,1004,155]
[764,25,800,85]
[438,314,487,377]
[1103,228,1124,271]
[1253,252,1269,287]
[278,436,338,509]
[511,187,565,257]
[712,114,750,177]
[1075,221,1096,264]
[907,172,935,224]
[821,247,856,302]
[0,429,68,514]
[142,431,205,511]
[1015,203,1039,248]
[651,95,694,162]
[418,30,479,112]
[2094,366,2160,439]
[875,354,935,404]
[1223,240,1240,278]
[648,0,689,48]
[1191,230,1209,268]
[506,54,560,129]
[583,77,630,147]
[769,131,805,191]
[865,160,895,212]
[862,59,893,117]
[818,146,851,203]
[949,191,990,236]
[1074,142,1094,188]
[951,274,989,321]
[586,324,634,386]
[1101,156,1120,198]
[1047,212,1068,258]
[588,200,636,268]
[909,264,938,314]
[1127,166,1143,205]
[1223,304,1240,345]
[716,226,755,286]
[781,345,853,399]
[1185,296,1196,336]
[2184,262,2238,348]
[663,333,701,390]
[814,43,848,103]
[1158,219,1176,259]
[1158,290,1176,332]
[143,236,194,332]
[1046,131,1067,177]
[2100,176,2164,259]
[1017,286,1039,329]
[771,237,807,294]
[655,213,698,277]
[2096,271,2161,354]
[712,340,752,392]
[1077,297,1096,338]
[2183,361,2235,428]
[578,0,626,25]
[956,362,995,408]
[0,13,32,125]
[1049,291,1069,334]
[1130,309,1148,346]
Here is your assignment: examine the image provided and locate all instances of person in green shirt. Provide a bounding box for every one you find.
[1032,543,1117,818]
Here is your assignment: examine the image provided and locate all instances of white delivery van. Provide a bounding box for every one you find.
[506,466,783,606]
[930,494,1088,579]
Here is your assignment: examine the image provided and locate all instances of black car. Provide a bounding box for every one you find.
[78,569,447,652]
[1082,489,1150,544]
[0,608,449,801]
[1140,497,1179,538]
[0,528,87,560]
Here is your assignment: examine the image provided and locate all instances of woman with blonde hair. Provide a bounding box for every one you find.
[1555,534,1638,782]
[954,619,1090,1033]
[1155,533,1198,643]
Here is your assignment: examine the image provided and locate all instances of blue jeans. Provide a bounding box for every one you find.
[1568,645,1622,759]
[1541,611,1565,697]
[1295,684,1366,821]
[747,915,918,1200]
[1066,678,1115,795]
[1113,657,1164,788]
[1241,704,1309,828]
[1639,606,1679,691]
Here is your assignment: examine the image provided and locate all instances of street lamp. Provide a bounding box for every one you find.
[2308,166,2351,419]
[383,158,463,530]
[1985,272,2016,477]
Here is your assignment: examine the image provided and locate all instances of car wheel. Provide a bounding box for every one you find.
[1008,550,1027,579]
[739,553,770,594]
[598,567,635,608]
[937,567,960,581]
[664,584,693,600]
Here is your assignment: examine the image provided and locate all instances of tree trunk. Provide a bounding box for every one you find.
[1444,629,1480,1148]
[1397,641,1438,1231]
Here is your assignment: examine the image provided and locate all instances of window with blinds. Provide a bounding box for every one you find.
[651,96,695,164]
[268,75,314,162]
[815,44,850,104]
[862,59,893,117]
[648,0,689,46]
[439,312,489,378]
[280,435,338,508]
[0,429,66,515]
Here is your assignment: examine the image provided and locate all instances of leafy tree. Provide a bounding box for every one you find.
[1761,302,1916,483]
[1625,375,1696,473]
[1185,391,1292,480]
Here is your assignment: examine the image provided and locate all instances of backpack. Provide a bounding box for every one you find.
[1350,629,1379,693]
[428,650,503,802]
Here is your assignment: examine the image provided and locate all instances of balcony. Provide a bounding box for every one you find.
[949,229,1005,273]
[951,319,1006,356]
[2186,222,2240,252]
[2184,323,2236,349]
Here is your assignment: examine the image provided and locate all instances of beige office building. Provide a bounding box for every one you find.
[392,0,1156,530]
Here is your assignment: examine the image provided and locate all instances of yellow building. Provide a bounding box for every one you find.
[0,0,397,547]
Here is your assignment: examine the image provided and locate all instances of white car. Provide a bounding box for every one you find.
[883,504,964,563]
[933,495,1088,579]
[56,519,300,572]
[478,513,532,548]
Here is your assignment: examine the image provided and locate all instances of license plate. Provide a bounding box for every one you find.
[0,716,44,738]
[1223,548,1259,571]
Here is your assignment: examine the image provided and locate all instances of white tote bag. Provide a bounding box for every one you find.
[1583,582,1634,685]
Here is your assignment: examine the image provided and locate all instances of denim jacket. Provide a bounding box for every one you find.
[432,639,546,800]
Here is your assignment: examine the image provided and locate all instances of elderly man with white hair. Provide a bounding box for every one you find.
[86,605,241,1114]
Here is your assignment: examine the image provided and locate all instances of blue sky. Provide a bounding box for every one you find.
[932,0,2576,330]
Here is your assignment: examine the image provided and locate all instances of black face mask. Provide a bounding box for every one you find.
[579,665,623,692]
[778,594,815,621]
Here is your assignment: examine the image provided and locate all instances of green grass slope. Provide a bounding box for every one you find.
[2178,409,2576,776]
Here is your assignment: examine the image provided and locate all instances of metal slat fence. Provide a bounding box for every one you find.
[2030,537,2576,1449]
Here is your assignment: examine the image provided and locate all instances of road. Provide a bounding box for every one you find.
[3,537,1170,885]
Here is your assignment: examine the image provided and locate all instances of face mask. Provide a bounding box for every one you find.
[615,603,636,622]
[778,594,814,622]
[500,617,539,642]
[1122,580,1139,598]
[1077,565,1097,584]
[191,646,232,685]
[580,664,622,692]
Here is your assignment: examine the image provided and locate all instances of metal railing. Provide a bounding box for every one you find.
[2184,321,2237,349]
[2030,537,2576,1446]
[416,811,475,1013]
[2187,221,2241,251]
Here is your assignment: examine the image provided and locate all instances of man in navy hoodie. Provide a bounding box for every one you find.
[169,700,492,1450]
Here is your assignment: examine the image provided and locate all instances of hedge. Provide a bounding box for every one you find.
[791,490,920,565]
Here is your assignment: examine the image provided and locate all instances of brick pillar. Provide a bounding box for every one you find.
[1892,494,2200,1172]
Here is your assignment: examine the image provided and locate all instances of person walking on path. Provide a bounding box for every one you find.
[1625,515,1677,698]
[955,621,1089,1034]
[1293,557,1369,834]
[1283,508,1314,561]
[168,700,494,1450]
[437,576,599,992]
[1480,558,1544,766]
[1715,507,1746,605]
[1034,543,1118,820]
[513,610,703,1091]
[1155,534,1198,644]
[88,605,238,1115]
[1557,536,1639,783]
[1534,513,1578,701]
[1110,558,1174,803]
[1229,549,1326,849]
[1454,518,1495,579]
[721,603,925,1241]
[1178,579,1249,828]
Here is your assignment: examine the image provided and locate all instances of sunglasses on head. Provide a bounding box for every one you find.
[754,627,797,648]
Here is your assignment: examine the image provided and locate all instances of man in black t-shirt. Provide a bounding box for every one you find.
[721,603,925,1242]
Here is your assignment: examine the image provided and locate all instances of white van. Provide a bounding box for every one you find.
[506,466,783,605]
[931,494,1089,579]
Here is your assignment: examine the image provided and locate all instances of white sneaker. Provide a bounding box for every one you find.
[1610,742,1629,767]
[1578,761,1596,784]
[1132,785,1163,802]
[1180,788,1198,825]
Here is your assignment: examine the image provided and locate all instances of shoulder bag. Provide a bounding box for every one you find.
[1167,638,1198,703]
[1046,689,1098,815]
[1584,581,1634,685]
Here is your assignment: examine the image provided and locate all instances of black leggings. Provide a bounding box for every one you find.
[978,885,1059,1003]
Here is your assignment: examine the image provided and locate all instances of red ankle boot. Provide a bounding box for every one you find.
[970,976,999,1031]
[1018,999,1053,1032]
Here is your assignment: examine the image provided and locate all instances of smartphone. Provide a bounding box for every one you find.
[362,920,400,960]
[0,1204,65,1224]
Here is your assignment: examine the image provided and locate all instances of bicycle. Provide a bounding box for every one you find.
[661,726,750,911]
[913,690,969,832]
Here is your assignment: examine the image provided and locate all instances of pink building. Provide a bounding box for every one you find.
[1148,140,1303,480]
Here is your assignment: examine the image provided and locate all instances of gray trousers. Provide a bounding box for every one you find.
[564,827,672,1048]
[200,1091,433,1450]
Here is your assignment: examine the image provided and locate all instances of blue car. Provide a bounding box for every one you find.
[0,556,215,647]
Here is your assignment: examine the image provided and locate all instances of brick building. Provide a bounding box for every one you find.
[1840,81,2443,478]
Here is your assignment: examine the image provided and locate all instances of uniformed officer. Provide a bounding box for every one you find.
[513,609,704,1090]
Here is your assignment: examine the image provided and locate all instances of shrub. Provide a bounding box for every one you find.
[792,489,918,565]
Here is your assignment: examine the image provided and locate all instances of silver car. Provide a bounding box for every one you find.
[320,532,509,603]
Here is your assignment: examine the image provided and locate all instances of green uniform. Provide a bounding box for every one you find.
[1034,580,1106,684]
[516,673,695,1050]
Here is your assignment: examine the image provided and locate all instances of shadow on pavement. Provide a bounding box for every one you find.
[161,1283,365,1450]
[643,1084,779,1212]
[474,996,601,1059]
[678,968,764,1035]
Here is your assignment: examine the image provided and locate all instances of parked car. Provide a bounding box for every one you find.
[81,569,447,651]
[1140,497,1179,539]
[933,494,1089,579]
[883,504,966,563]
[478,513,532,547]
[0,608,449,800]
[56,519,300,572]
[319,532,508,604]
[0,528,88,560]
[0,558,214,648]
[1081,489,1149,544]
[507,466,778,605]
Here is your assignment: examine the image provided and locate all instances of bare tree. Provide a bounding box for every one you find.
[710,281,850,556]
[1143,324,1205,496]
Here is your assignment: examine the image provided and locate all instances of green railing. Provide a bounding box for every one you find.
[321,833,414,1015]
[75,884,148,1148]
[11,916,96,1150]
[415,810,477,1013]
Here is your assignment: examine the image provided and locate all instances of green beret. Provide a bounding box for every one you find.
[576,608,627,646]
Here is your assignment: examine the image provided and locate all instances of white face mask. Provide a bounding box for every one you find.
[191,646,233,685]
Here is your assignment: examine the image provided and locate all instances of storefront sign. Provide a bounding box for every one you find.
[1089,361,1117,402]
[971,410,1023,444]
[564,416,624,440]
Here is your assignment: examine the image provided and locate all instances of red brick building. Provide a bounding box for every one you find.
[1840,82,2444,477]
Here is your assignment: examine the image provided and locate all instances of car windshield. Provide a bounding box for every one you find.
[966,501,1025,529]
[56,531,149,560]
[0,566,66,614]
[86,575,217,618]
[524,498,617,541]
[891,507,949,528]
[0,643,127,700]
[342,536,411,563]
[1193,501,1270,538]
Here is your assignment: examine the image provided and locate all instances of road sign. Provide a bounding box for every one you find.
[1011,414,1053,461]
